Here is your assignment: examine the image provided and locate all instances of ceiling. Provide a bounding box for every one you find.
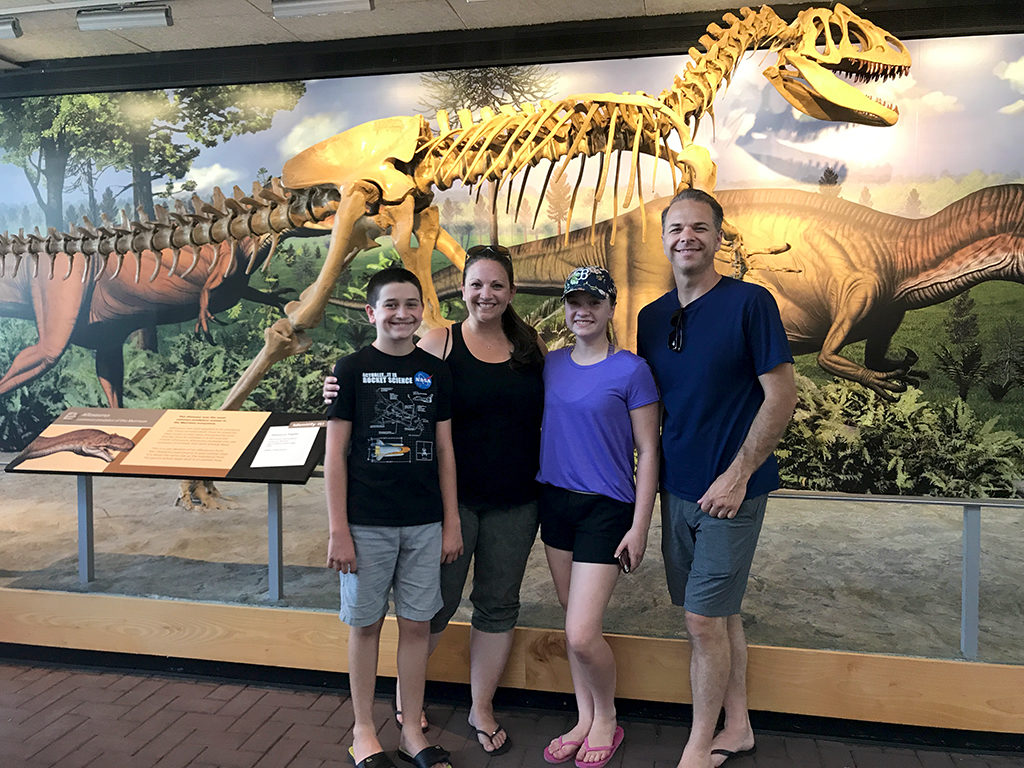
[0,0,768,64]
[0,0,1019,94]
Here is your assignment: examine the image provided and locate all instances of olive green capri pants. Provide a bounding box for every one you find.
[430,500,539,634]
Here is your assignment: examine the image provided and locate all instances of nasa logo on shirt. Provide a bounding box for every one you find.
[414,371,433,390]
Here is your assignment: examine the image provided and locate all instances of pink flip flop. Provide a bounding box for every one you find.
[574,725,625,768]
[543,735,583,764]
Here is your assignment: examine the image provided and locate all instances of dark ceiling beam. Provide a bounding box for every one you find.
[0,1,1020,98]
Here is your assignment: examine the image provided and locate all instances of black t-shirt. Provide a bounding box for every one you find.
[447,324,544,506]
[327,345,452,526]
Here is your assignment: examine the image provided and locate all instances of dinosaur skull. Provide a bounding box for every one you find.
[282,115,428,202]
[763,3,910,127]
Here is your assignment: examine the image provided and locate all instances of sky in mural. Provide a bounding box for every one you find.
[0,32,1021,215]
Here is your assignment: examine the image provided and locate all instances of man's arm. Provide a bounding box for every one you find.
[325,418,357,571]
[435,418,462,564]
[698,361,797,518]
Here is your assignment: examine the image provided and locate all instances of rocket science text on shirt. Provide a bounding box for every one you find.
[327,346,452,526]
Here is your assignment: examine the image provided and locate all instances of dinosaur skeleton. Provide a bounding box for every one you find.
[1,4,910,421]
[0,179,337,287]
[0,180,339,410]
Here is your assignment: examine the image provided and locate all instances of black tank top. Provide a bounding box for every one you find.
[448,323,544,506]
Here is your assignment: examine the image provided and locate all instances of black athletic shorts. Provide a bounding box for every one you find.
[538,483,632,564]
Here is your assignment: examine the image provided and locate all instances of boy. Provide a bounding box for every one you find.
[325,267,461,768]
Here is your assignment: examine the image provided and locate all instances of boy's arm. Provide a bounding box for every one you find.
[324,418,357,573]
[435,418,462,564]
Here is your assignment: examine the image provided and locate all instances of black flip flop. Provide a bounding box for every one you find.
[468,720,512,756]
[396,744,452,768]
[348,746,398,768]
[711,745,757,765]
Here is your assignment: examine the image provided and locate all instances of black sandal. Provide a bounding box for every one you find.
[396,744,452,768]
[468,720,512,756]
[348,746,398,768]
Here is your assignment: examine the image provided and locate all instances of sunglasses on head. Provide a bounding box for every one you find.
[466,244,511,257]
[668,308,685,353]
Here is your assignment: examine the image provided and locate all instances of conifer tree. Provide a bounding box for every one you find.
[934,290,987,399]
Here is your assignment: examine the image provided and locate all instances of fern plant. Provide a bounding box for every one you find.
[778,375,1024,498]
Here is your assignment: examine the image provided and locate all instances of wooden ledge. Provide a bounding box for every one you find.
[1,587,1020,733]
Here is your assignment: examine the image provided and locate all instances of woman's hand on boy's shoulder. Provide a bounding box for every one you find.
[323,375,339,405]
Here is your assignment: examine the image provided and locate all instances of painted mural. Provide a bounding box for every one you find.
[0,10,1022,498]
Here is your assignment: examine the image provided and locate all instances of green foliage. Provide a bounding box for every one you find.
[114,244,403,413]
[0,94,120,228]
[984,319,1024,402]
[778,375,1024,498]
[121,327,346,414]
[933,290,987,399]
[248,343,340,413]
[0,319,104,450]
[0,82,306,228]
[934,341,986,400]
[523,296,573,350]
[943,290,980,344]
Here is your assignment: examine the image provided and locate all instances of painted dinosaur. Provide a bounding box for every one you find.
[0,4,908,420]
[434,185,1023,399]
[0,181,337,408]
[6,428,134,470]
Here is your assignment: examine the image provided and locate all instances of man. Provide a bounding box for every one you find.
[636,189,797,768]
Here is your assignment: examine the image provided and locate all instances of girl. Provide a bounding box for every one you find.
[539,266,660,767]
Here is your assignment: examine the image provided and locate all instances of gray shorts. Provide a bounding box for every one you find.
[431,500,539,634]
[339,522,444,627]
[661,492,767,617]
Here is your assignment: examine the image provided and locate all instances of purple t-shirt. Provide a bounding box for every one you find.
[536,347,659,504]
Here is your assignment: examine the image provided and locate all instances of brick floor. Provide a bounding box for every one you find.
[0,661,1019,768]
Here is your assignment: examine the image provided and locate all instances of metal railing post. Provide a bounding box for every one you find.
[268,482,284,601]
[77,474,94,583]
[960,503,981,661]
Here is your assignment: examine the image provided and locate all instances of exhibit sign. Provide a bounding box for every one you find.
[5,407,325,483]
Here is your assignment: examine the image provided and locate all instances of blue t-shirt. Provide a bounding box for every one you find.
[636,277,792,502]
[536,347,659,504]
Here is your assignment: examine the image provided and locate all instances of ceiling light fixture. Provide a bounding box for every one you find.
[271,0,372,19]
[0,17,23,38]
[76,5,172,31]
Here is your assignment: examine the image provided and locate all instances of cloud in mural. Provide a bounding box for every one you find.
[388,78,426,108]
[873,75,962,114]
[993,55,1024,92]
[278,113,349,159]
[184,163,239,192]
[998,99,1024,115]
[555,69,606,95]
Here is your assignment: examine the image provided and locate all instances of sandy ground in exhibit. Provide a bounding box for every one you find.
[1,454,1021,665]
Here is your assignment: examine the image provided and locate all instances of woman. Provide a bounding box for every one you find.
[538,266,659,767]
[324,245,545,756]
